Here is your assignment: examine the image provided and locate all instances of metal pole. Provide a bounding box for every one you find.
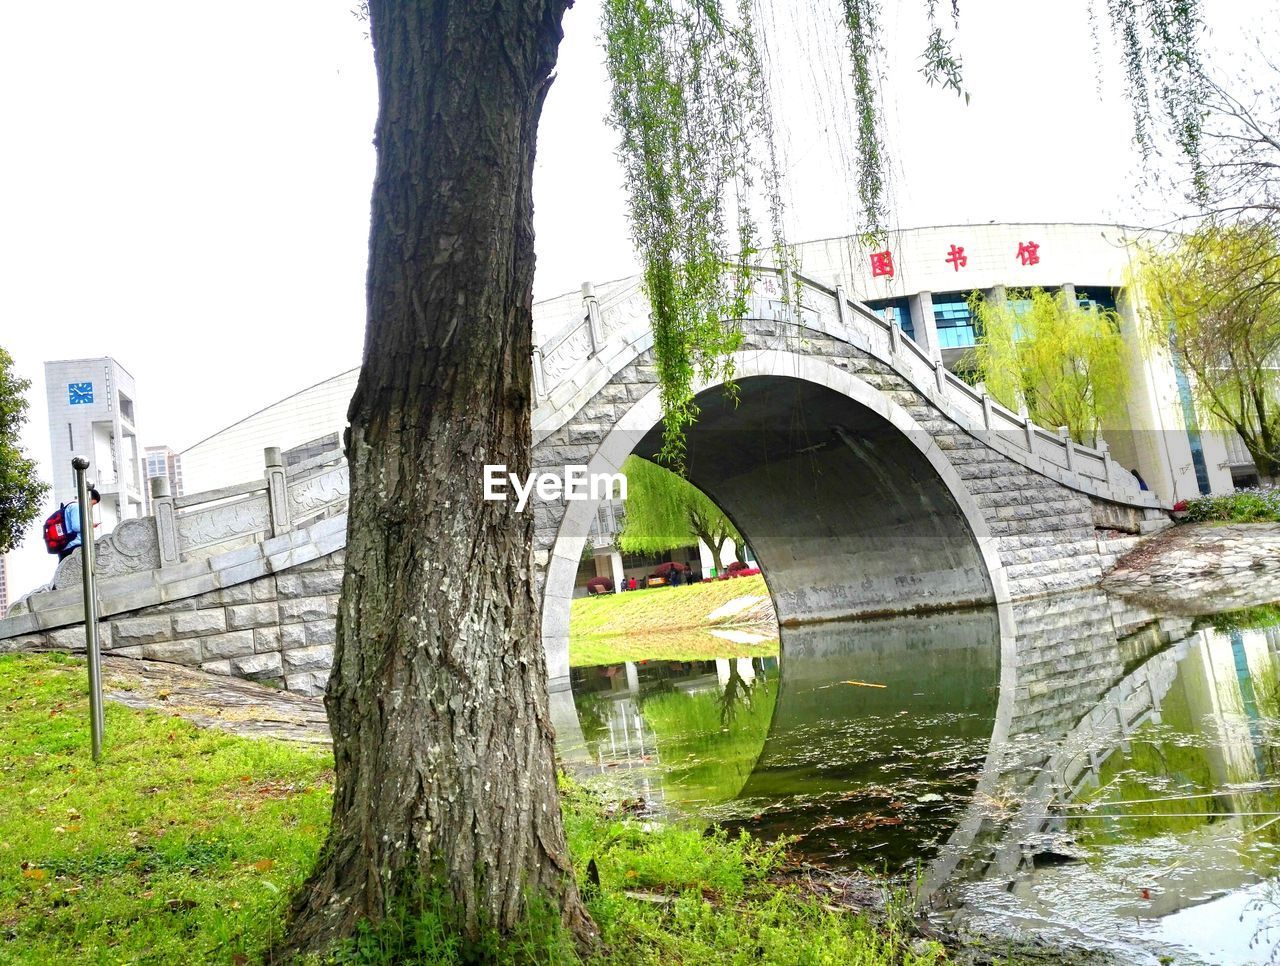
[72,457,104,761]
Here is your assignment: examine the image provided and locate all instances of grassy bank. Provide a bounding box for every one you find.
[0,652,942,964]
[570,575,777,668]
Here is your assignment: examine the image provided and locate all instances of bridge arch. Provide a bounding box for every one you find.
[539,348,1014,684]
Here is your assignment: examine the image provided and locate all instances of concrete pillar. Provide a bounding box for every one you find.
[624,661,640,693]
[1061,282,1077,306]
[989,284,1007,306]
[908,290,940,361]
[150,476,179,567]
[264,447,292,537]
[609,550,625,594]
[1115,286,1195,504]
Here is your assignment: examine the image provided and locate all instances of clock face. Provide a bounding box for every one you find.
[68,382,94,405]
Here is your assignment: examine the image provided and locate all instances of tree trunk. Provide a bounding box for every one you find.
[280,0,593,957]
[694,524,724,573]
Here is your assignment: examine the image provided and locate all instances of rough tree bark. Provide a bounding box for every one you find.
[280,0,594,956]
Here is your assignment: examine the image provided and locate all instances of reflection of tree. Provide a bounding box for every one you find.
[640,673,778,808]
[719,659,752,726]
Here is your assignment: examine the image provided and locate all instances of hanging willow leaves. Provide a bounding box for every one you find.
[603,0,790,467]
[1106,0,1209,202]
[602,0,1208,465]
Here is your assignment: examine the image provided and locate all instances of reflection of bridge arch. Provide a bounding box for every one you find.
[922,603,1200,901]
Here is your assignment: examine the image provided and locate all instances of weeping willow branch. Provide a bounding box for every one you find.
[1106,0,1209,204]
[603,0,786,467]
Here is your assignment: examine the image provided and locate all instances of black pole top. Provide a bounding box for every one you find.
[72,457,89,471]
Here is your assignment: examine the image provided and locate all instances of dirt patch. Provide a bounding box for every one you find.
[103,657,330,745]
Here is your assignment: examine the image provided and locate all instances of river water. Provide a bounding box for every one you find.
[557,591,1280,965]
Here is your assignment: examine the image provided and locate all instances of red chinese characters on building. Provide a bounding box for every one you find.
[1016,241,1041,266]
[869,249,894,278]
[945,244,967,272]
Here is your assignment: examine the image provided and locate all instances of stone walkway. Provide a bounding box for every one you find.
[1104,522,1280,615]
[103,656,331,745]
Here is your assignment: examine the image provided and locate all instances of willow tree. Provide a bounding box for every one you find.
[618,455,744,571]
[281,0,1213,956]
[970,288,1128,447]
[1139,222,1280,481]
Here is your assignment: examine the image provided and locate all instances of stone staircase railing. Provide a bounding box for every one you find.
[22,446,350,601]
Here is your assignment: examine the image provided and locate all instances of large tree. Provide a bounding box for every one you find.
[617,455,744,572]
[970,288,1129,447]
[1138,222,1280,482]
[281,0,1212,956]
[280,0,591,955]
[0,347,47,555]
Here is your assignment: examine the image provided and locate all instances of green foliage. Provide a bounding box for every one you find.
[601,0,1207,460]
[0,653,333,963]
[840,0,891,240]
[0,347,48,554]
[1137,221,1280,479]
[969,288,1129,446]
[1180,486,1280,523]
[618,455,742,567]
[1106,0,1209,201]
[603,0,781,466]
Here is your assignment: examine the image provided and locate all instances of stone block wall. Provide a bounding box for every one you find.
[3,551,344,696]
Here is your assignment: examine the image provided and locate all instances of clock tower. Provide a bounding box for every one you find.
[43,356,147,536]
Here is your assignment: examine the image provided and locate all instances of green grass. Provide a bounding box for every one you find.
[0,652,333,964]
[347,778,945,965]
[1,651,947,965]
[570,576,777,668]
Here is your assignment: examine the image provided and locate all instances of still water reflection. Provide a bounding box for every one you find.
[559,593,1280,965]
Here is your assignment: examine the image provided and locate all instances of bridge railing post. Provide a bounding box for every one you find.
[532,347,546,400]
[1059,426,1077,473]
[934,359,947,394]
[834,285,850,331]
[265,447,292,537]
[582,282,603,355]
[888,316,901,357]
[981,392,994,432]
[151,476,179,568]
[1020,405,1035,452]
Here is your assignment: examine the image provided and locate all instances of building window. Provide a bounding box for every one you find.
[862,297,914,340]
[932,292,977,349]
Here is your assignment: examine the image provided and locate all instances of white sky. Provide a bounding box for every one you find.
[0,0,1274,596]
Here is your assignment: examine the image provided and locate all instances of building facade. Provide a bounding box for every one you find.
[0,554,9,618]
[144,445,184,501]
[43,357,147,534]
[179,370,358,493]
[791,223,1241,504]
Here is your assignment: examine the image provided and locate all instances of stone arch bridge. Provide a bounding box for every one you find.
[0,269,1166,693]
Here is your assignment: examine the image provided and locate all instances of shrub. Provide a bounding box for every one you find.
[586,576,614,593]
[1181,487,1280,523]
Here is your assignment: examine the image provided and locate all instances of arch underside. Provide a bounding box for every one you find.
[632,375,995,625]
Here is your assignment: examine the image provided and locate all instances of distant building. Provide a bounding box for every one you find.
[179,371,357,492]
[794,223,1244,503]
[0,554,9,618]
[44,357,147,535]
[144,445,184,500]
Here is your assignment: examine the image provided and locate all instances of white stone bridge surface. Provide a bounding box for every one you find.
[0,268,1167,694]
